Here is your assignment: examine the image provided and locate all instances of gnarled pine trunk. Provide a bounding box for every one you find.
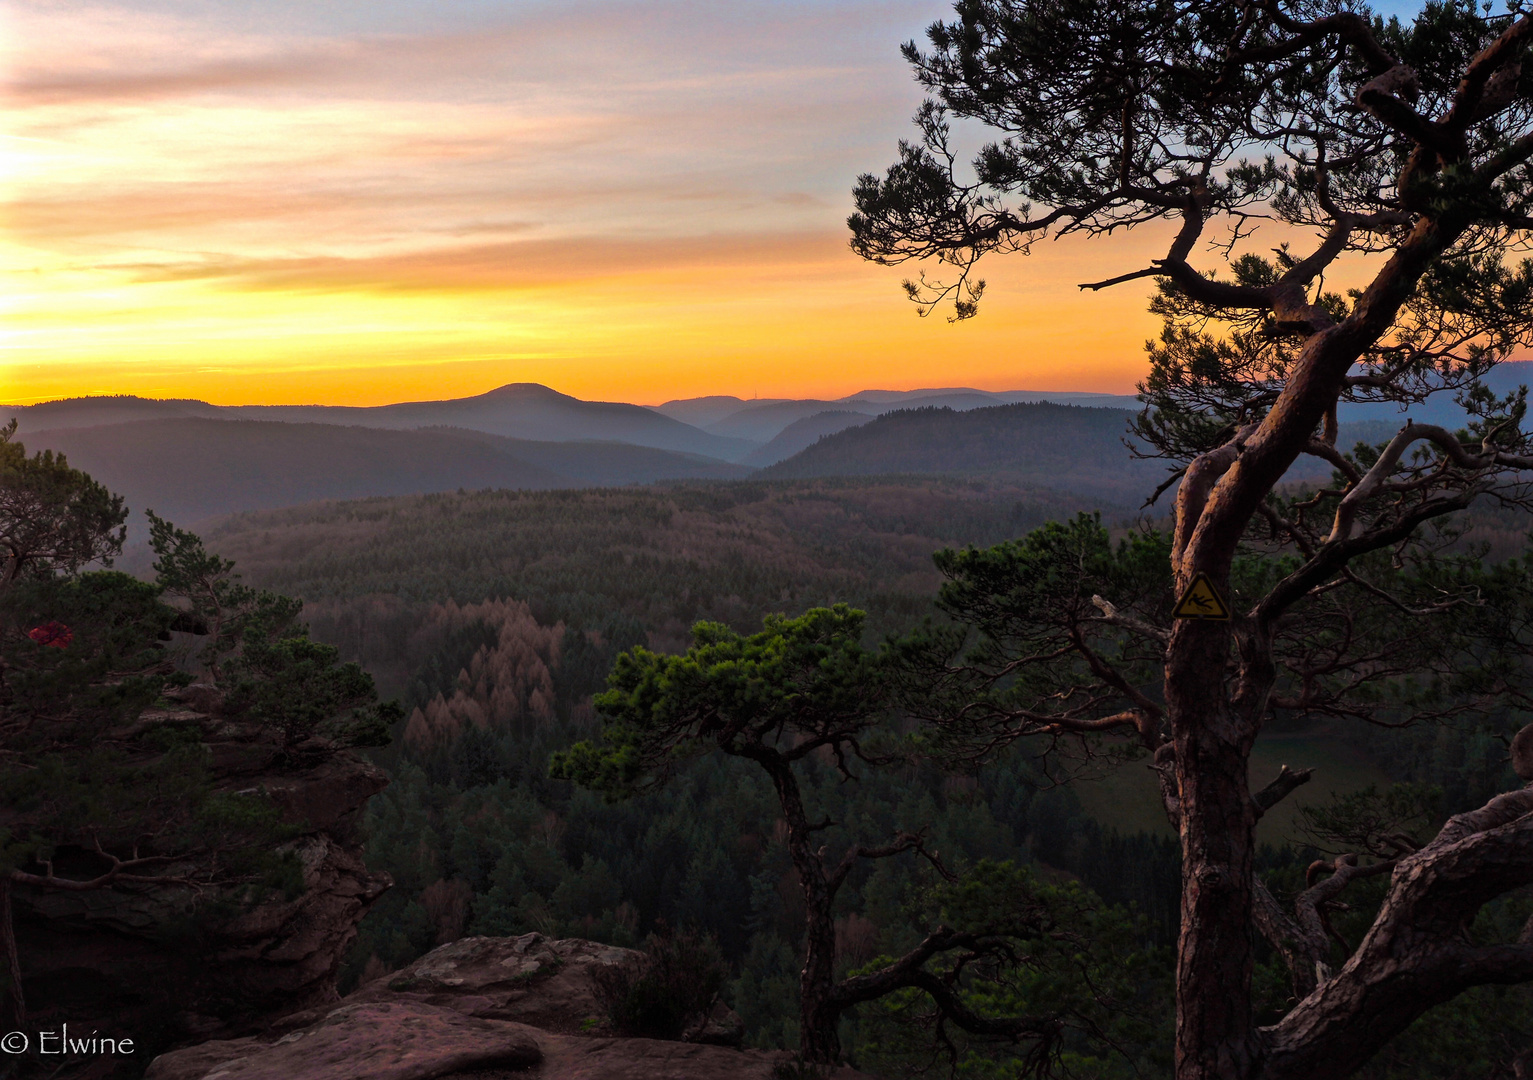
[756,751,842,1063]
[1167,615,1261,1080]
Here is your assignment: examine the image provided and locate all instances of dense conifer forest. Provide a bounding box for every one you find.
[190,477,1532,1076]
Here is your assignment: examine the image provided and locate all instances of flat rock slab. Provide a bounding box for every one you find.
[147,1000,878,1080]
[145,1001,542,1080]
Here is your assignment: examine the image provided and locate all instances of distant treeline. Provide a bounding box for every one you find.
[198,477,1105,673]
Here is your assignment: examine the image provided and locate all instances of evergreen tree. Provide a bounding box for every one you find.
[553,605,1147,1069]
[852,3,1533,1075]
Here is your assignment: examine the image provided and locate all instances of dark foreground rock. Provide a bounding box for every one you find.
[144,1002,541,1080]
[146,1000,864,1080]
[274,934,745,1045]
[146,934,869,1080]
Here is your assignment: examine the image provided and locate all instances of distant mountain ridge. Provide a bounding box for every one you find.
[10,366,1533,520]
[11,362,1533,458]
[760,403,1406,501]
[669,387,1144,450]
[18,419,751,527]
[3,384,754,462]
[652,365,1533,454]
[762,403,1166,502]
[741,411,872,467]
[2,384,1148,471]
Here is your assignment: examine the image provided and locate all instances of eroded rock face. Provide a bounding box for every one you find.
[1511,721,1533,781]
[11,709,392,1063]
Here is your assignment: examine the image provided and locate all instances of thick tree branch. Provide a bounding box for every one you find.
[833,927,1004,1014]
[1069,630,1165,739]
[7,856,183,893]
[826,830,953,898]
[1441,15,1533,138]
[834,929,1068,1048]
[1236,7,1398,77]
[1256,489,1478,629]
[1174,426,1255,576]
[1353,66,1450,157]
[1259,788,1533,1080]
[1292,854,1397,986]
[1252,876,1322,1002]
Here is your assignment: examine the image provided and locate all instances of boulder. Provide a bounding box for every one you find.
[341,934,639,1033]
[334,934,746,1046]
[681,1001,747,1048]
[1512,721,1533,781]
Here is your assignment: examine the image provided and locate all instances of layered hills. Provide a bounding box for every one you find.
[670,386,1144,449]
[20,419,749,526]
[740,410,871,467]
[6,384,753,461]
[6,371,1526,528]
[762,402,1167,502]
[763,404,1414,499]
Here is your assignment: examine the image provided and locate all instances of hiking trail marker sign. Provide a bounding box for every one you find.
[1173,573,1231,621]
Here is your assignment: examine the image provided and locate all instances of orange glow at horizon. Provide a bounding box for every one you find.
[5,0,1376,410]
[2,225,1170,407]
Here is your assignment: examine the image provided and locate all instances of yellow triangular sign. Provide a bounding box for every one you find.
[1173,573,1231,620]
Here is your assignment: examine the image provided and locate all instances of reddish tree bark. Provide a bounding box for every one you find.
[852,4,1533,1075]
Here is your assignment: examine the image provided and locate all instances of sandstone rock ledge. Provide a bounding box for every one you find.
[146,934,873,1080]
[341,933,639,1033]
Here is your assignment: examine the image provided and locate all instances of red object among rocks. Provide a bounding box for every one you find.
[28,621,72,648]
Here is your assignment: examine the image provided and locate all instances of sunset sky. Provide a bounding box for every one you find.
[3,0,1423,406]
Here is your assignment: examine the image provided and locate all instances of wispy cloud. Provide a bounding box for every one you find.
[2,0,1165,403]
[7,53,337,106]
[103,229,844,292]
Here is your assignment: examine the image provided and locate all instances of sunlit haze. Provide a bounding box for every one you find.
[3,0,1427,406]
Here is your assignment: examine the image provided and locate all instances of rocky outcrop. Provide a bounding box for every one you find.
[10,704,391,1061]
[147,998,861,1080]
[144,934,867,1080]
[17,681,854,1080]
[341,934,639,1034]
[274,934,744,1044]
